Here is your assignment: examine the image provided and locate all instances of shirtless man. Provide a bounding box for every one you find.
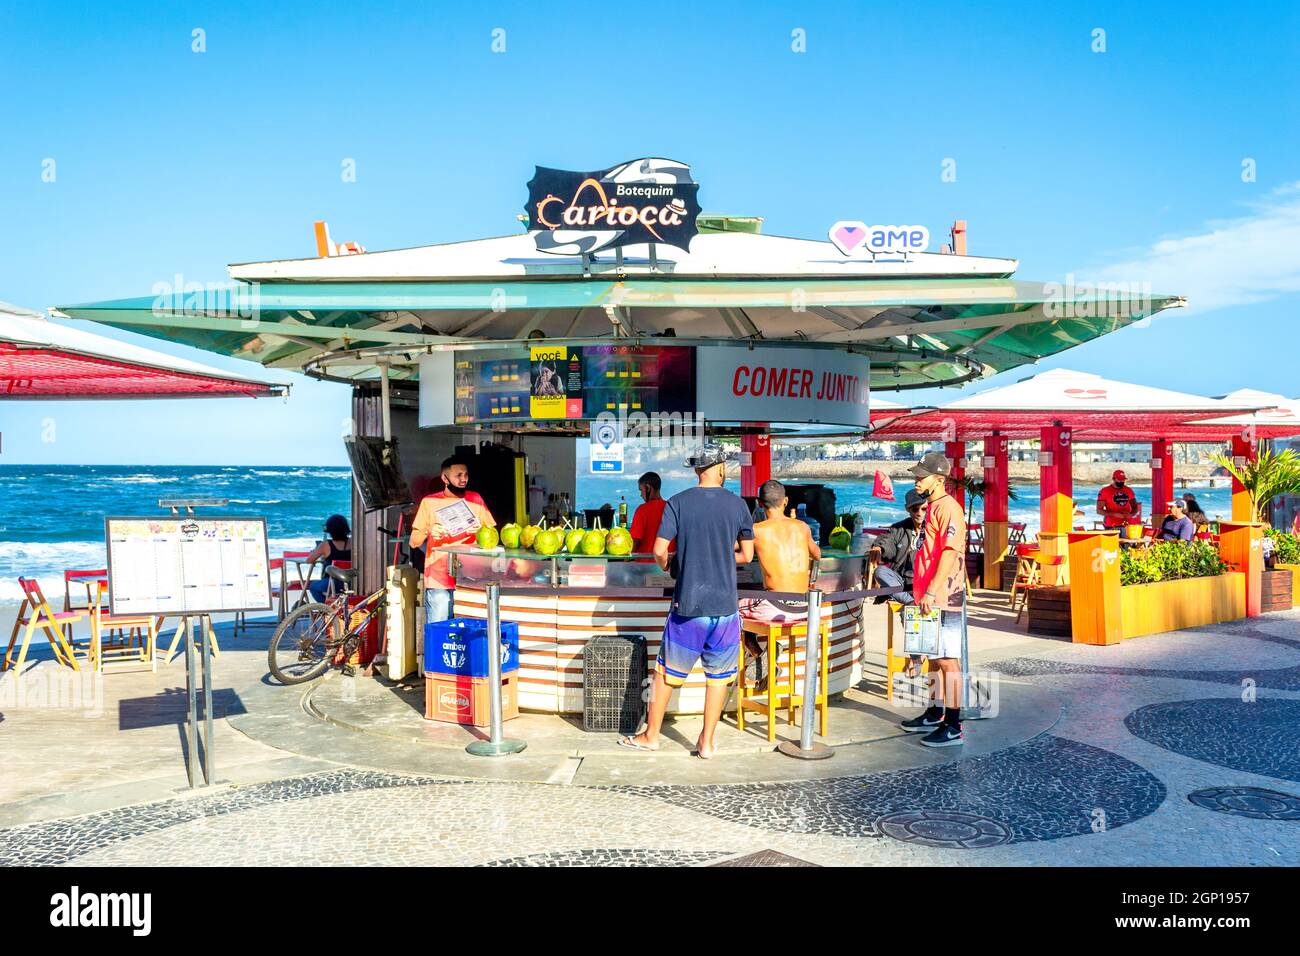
[740,480,822,626]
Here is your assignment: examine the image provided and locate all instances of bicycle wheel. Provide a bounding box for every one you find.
[268,602,342,685]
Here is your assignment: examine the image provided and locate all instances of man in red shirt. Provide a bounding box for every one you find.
[1097,470,1141,528]
[409,457,495,625]
[900,451,968,748]
[629,471,667,558]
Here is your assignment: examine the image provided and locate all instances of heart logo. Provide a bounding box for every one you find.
[829,220,869,256]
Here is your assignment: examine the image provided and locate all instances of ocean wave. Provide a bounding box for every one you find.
[109,475,181,485]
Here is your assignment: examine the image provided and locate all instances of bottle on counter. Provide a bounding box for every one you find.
[796,502,820,543]
[618,496,628,527]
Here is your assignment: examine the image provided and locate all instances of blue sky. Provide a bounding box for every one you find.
[3,1,1299,464]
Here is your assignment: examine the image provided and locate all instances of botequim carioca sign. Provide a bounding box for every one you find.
[525,158,701,255]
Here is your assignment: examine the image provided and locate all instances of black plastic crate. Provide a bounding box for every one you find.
[582,635,648,734]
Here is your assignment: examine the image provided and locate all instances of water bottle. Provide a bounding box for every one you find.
[797,502,820,543]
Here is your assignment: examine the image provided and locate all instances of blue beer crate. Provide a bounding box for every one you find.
[424,618,519,678]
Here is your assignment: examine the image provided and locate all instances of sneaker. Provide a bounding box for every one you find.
[920,723,964,747]
[901,710,944,733]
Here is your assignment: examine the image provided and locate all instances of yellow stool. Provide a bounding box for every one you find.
[884,601,932,703]
[736,616,829,741]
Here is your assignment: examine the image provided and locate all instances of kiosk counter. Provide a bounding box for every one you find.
[435,546,870,715]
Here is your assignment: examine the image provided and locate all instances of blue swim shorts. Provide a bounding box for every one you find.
[656,611,741,686]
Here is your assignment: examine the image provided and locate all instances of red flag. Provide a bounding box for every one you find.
[872,470,896,501]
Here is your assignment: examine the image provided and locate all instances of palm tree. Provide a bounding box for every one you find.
[1212,446,1300,523]
[959,474,1019,525]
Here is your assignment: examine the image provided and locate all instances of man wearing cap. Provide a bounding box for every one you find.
[1097,470,1141,528]
[900,451,968,747]
[620,444,754,759]
[869,489,927,605]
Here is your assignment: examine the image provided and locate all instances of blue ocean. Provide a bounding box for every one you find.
[0,464,1235,606]
[0,465,352,605]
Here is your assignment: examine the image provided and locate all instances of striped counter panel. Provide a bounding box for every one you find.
[748,600,866,695]
[454,589,560,712]
[454,589,866,714]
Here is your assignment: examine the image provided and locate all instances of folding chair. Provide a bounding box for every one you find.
[3,578,85,673]
[235,557,283,636]
[279,551,319,616]
[89,581,158,673]
[64,568,108,613]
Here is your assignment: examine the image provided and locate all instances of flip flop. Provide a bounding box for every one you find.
[617,735,659,752]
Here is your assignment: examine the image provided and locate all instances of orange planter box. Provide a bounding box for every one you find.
[424,672,519,726]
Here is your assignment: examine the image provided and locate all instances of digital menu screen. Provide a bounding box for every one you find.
[450,345,694,425]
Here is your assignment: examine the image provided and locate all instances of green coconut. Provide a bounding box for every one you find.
[534,528,563,555]
[564,528,587,553]
[580,530,606,555]
[476,526,500,550]
[828,524,852,551]
[499,523,522,549]
[606,527,634,556]
[520,524,541,548]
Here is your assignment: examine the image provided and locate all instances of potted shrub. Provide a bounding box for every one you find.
[1264,529,1300,608]
[1118,540,1240,638]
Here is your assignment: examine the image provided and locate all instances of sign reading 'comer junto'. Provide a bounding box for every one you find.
[695,346,871,427]
[525,158,701,255]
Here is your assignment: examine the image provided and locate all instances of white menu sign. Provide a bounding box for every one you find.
[106,517,272,615]
[695,345,871,427]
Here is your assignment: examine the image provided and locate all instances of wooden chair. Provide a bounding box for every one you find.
[89,581,158,673]
[1009,545,1066,623]
[736,615,829,741]
[4,578,85,673]
[279,550,319,617]
[235,557,284,636]
[64,568,108,613]
[884,600,929,703]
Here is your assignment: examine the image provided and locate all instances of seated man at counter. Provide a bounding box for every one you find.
[740,479,821,625]
[869,489,926,604]
[409,456,496,626]
[1157,499,1195,541]
[620,444,754,759]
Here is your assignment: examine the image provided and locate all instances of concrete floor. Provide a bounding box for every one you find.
[1,594,1297,865]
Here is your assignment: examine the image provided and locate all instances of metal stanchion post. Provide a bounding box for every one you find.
[201,614,214,785]
[183,616,198,788]
[466,583,527,757]
[777,588,833,760]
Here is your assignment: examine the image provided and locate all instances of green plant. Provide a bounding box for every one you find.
[1119,540,1228,587]
[1265,529,1300,565]
[1211,446,1300,523]
[958,475,1020,525]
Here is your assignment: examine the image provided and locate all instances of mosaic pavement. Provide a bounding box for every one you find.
[1,613,1298,866]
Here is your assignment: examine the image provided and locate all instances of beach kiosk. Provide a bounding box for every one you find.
[55,160,1185,708]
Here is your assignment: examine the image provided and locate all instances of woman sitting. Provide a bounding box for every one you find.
[306,514,352,601]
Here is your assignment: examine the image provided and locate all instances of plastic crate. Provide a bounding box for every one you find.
[424,618,519,678]
[582,635,647,734]
[425,673,519,726]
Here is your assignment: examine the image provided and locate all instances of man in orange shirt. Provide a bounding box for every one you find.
[409,456,495,624]
[900,451,968,748]
[629,471,667,558]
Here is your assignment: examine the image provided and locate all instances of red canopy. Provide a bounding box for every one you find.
[865,369,1269,442]
[1,305,286,400]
